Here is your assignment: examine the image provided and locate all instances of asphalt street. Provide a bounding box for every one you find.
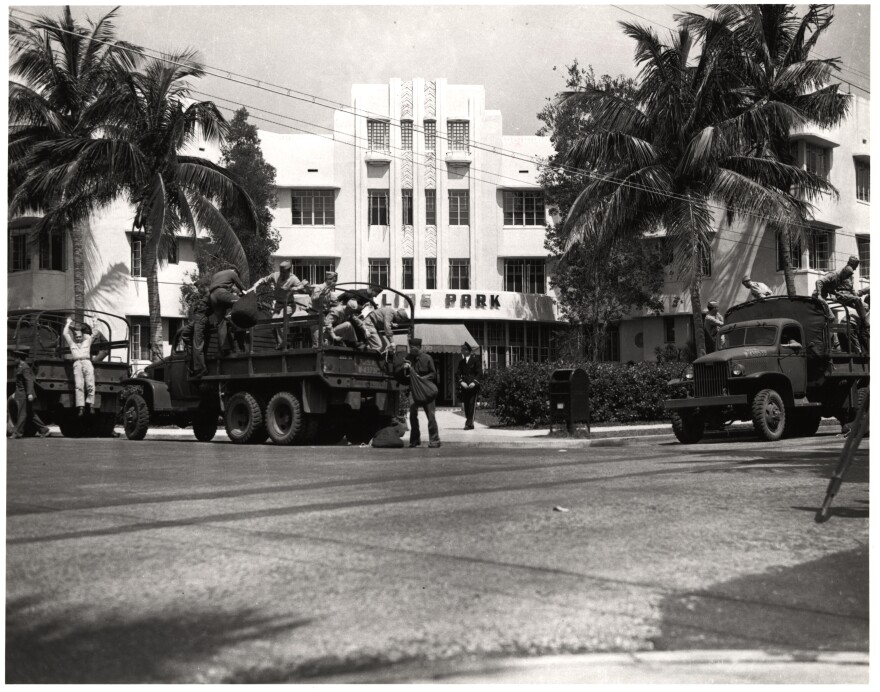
[5,432,869,683]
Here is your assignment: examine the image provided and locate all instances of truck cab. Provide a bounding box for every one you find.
[665,296,868,443]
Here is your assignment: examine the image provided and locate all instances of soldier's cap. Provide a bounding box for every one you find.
[394,308,409,321]
[410,337,422,348]
[279,260,292,271]
[840,265,855,278]
[741,275,751,283]
[80,323,92,335]
[325,271,338,281]
[848,254,860,265]
[707,300,719,309]
[346,299,359,311]
[461,342,473,352]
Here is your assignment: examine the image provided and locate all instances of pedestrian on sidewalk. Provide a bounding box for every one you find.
[10,347,50,438]
[404,338,440,448]
[63,317,95,416]
[456,342,481,430]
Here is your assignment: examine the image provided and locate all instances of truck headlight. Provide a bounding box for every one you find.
[684,365,694,380]
[731,362,744,377]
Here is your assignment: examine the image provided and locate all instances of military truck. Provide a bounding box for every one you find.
[121,283,412,445]
[7,309,130,437]
[664,296,869,443]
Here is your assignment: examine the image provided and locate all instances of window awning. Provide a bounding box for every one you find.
[392,323,479,353]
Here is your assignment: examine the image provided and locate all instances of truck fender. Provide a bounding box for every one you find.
[738,373,794,403]
[120,377,173,412]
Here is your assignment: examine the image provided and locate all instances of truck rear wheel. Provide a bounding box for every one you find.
[265,391,303,445]
[225,391,265,444]
[193,409,219,442]
[671,411,704,444]
[294,415,320,445]
[123,394,151,440]
[752,388,786,441]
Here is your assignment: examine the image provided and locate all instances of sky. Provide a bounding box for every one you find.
[10,3,873,138]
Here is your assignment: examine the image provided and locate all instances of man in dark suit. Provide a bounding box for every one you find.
[10,347,50,438]
[456,342,481,430]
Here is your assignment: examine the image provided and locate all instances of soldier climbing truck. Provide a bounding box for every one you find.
[665,296,869,443]
[7,309,130,437]
[121,284,411,445]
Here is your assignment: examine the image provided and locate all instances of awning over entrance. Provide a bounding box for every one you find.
[414,323,479,354]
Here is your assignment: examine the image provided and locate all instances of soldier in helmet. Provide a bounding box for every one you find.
[703,300,724,353]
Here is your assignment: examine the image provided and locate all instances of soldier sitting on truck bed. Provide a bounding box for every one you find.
[813,263,869,347]
[324,300,367,348]
[364,306,410,352]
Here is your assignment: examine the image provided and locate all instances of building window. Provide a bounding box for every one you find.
[425,189,436,225]
[856,160,870,202]
[425,258,436,290]
[448,120,469,152]
[856,236,870,280]
[699,245,712,278]
[424,120,436,152]
[367,120,390,151]
[503,190,545,226]
[776,232,802,271]
[401,189,413,225]
[599,324,620,362]
[663,316,676,344]
[37,229,66,271]
[804,143,830,179]
[448,258,470,290]
[129,317,150,361]
[9,233,30,273]
[292,189,335,226]
[401,120,413,151]
[165,235,178,265]
[504,259,546,294]
[487,321,506,370]
[290,259,336,285]
[508,323,524,364]
[464,320,485,352]
[448,190,469,225]
[368,189,389,226]
[808,228,833,272]
[369,258,390,287]
[166,318,182,342]
[131,233,144,277]
[402,258,413,290]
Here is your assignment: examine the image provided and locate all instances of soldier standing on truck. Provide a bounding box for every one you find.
[63,317,95,416]
[703,300,724,353]
[742,275,772,301]
[10,348,50,438]
[247,260,306,317]
[813,265,869,346]
[208,267,246,355]
[180,284,212,377]
[364,306,409,352]
[309,271,338,347]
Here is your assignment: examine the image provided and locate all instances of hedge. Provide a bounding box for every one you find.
[480,360,688,426]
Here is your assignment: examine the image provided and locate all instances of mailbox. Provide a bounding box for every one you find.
[549,368,590,435]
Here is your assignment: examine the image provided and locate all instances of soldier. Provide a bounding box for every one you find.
[324,299,366,347]
[247,260,306,317]
[363,306,409,352]
[456,342,482,430]
[742,275,772,301]
[309,271,338,347]
[814,264,869,346]
[10,347,50,438]
[180,284,212,377]
[63,317,95,416]
[208,267,246,355]
[703,300,724,354]
[404,338,441,448]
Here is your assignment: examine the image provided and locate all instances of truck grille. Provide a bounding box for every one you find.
[694,363,727,397]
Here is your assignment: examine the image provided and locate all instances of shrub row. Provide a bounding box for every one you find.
[480,360,688,426]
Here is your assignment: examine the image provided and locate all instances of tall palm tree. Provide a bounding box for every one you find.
[8,5,140,310]
[559,21,833,356]
[680,4,850,296]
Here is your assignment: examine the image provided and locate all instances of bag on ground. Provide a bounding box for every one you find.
[371,423,405,448]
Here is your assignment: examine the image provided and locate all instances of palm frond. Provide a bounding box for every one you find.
[185,191,250,284]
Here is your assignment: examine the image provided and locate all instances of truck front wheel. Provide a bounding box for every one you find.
[193,409,219,442]
[752,388,786,441]
[671,411,704,444]
[265,391,303,445]
[225,392,265,444]
[123,394,151,440]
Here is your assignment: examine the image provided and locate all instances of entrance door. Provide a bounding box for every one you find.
[431,353,456,406]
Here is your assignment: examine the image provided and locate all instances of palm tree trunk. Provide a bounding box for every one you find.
[143,232,164,362]
[70,218,86,315]
[691,278,706,358]
[776,224,798,297]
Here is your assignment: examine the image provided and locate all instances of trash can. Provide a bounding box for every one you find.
[549,368,590,435]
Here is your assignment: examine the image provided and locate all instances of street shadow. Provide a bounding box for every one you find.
[6,595,311,683]
[682,448,869,484]
[651,547,869,652]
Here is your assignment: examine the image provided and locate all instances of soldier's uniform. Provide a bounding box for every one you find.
[364,307,408,351]
[703,301,724,353]
[11,349,49,438]
[309,272,338,347]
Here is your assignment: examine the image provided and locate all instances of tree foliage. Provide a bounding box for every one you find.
[538,62,663,362]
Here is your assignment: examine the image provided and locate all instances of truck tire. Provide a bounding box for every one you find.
[752,388,786,441]
[316,416,345,445]
[192,409,219,442]
[225,391,266,444]
[265,391,303,445]
[785,410,822,438]
[93,412,119,438]
[671,411,704,444]
[294,414,320,445]
[123,394,151,440]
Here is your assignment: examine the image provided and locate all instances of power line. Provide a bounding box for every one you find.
[9,8,869,244]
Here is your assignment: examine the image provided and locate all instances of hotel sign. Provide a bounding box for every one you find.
[375,290,558,322]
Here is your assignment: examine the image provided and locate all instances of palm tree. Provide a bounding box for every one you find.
[680,4,850,296]
[8,5,140,310]
[559,21,834,356]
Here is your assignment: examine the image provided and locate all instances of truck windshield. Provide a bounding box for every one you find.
[720,326,777,349]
